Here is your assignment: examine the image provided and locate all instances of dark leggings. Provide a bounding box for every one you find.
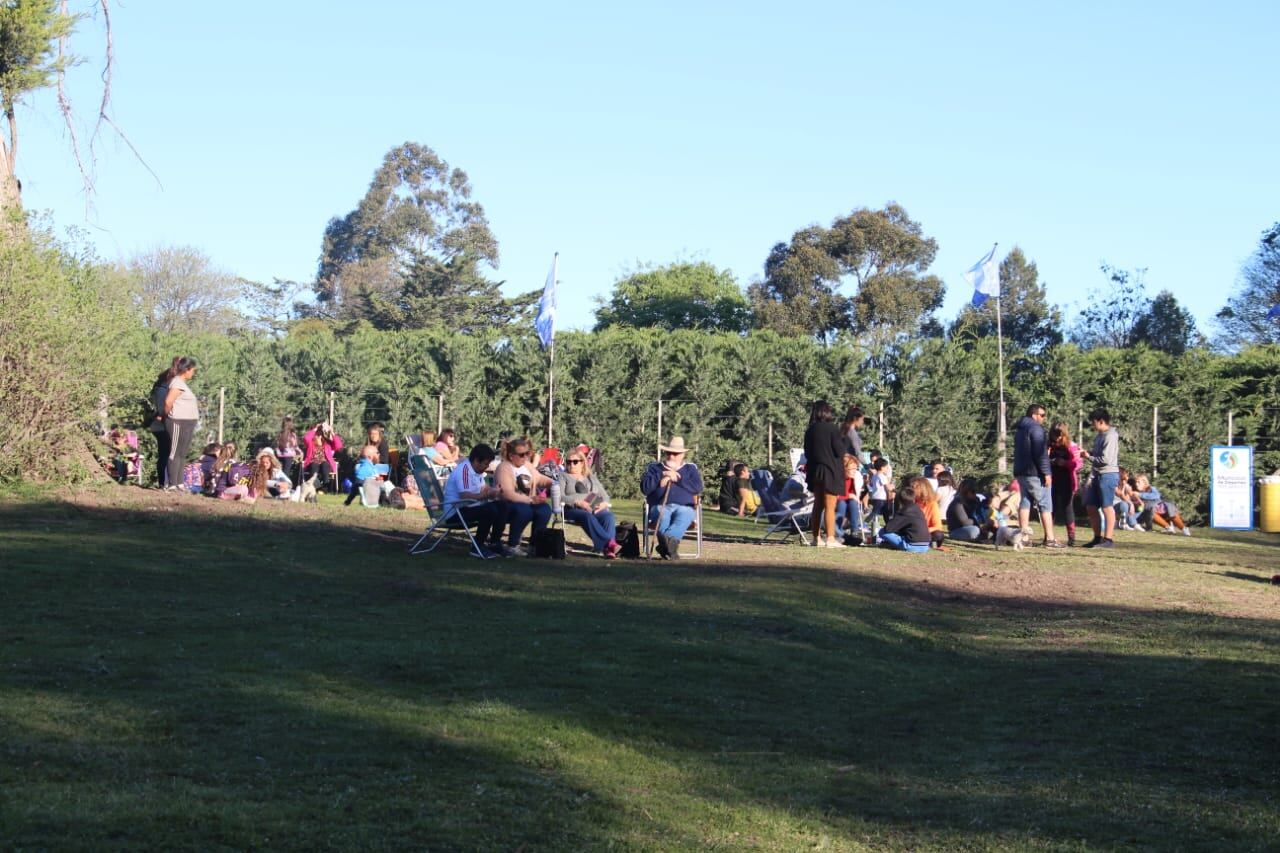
[1051,479,1075,528]
[305,461,334,491]
[165,419,197,488]
[153,427,172,487]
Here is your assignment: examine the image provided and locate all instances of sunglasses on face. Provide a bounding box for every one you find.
[512,451,529,459]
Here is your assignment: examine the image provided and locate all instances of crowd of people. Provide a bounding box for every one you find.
[131,356,1191,557]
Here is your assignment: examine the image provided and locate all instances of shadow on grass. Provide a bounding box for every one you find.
[2,497,1279,850]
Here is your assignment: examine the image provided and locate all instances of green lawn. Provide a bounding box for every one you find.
[2,487,1278,851]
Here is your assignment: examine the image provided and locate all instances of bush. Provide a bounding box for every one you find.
[0,227,147,480]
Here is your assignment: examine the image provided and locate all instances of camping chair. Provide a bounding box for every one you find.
[642,494,703,559]
[407,455,496,558]
[757,485,813,545]
[749,468,774,523]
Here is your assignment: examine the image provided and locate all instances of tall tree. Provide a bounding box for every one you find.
[594,261,752,332]
[1215,222,1280,349]
[1072,264,1200,354]
[749,203,944,343]
[0,0,76,222]
[950,247,1063,353]
[316,142,499,321]
[1132,290,1200,355]
[1071,264,1150,350]
[123,245,245,334]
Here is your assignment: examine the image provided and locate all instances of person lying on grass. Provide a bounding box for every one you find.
[877,485,931,553]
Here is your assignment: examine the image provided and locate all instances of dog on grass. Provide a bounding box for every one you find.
[994,525,1029,550]
[295,473,318,504]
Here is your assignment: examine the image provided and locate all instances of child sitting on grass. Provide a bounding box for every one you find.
[1133,473,1191,536]
[346,444,391,506]
[910,476,949,551]
[877,484,931,553]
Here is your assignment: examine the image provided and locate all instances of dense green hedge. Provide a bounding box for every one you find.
[125,326,1280,517]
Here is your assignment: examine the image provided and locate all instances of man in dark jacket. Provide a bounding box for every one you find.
[641,436,704,559]
[1013,403,1062,547]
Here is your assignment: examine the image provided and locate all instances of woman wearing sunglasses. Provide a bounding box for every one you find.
[559,452,620,558]
[492,435,553,556]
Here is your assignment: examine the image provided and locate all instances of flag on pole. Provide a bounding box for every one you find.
[536,253,558,349]
[1268,303,1280,321]
[964,245,1000,308]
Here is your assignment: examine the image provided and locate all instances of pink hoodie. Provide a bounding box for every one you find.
[302,427,344,468]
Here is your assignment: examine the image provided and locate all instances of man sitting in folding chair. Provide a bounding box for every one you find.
[640,436,703,560]
[410,443,503,558]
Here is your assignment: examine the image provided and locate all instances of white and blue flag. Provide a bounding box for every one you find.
[964,245,1001,308]
[535,253,558,349]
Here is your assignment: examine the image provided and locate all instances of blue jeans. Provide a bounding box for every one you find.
[649,504,695,541]
[835,499,865,535]
[502,501,552,546]
[948,525,983,542]
[565,506,617,552]
[878,531,930,553]
[1085,472,1120,509]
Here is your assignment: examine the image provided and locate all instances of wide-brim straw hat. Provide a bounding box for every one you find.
[256,447,277,460]
[659,436,693,454]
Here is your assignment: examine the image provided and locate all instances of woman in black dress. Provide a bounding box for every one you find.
[803,400,847,548]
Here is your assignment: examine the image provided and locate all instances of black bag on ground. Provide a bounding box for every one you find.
[533,527,566,559]
[615,521,640,558]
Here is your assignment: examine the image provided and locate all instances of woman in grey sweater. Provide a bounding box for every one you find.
[558,451,619,558]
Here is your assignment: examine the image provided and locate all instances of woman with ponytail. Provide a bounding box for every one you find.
[161,356,201,491]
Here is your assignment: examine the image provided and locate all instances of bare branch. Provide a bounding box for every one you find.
[56,0,95,216]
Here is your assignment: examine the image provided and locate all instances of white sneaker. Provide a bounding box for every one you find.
[1182,527,1191,537]
[825,537,847,549]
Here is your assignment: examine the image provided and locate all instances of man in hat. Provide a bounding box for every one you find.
[640,436,703,559]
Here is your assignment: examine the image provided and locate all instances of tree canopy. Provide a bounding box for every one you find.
[594,261,752,332]
[123,245,246,335]
[1071,264,1199,354]
[749,203,944,343]
[315,143,499,320]
[1215,222,1280,349]
[0,0,78,219]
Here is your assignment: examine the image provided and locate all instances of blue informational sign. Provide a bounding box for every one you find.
[1209,445,1254,530]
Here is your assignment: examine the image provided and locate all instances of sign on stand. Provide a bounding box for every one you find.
[1209,445,1253,529]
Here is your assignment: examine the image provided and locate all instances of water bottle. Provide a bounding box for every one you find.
[549,481,563,514]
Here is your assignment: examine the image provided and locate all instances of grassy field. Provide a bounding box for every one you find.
[2,486,1278,851]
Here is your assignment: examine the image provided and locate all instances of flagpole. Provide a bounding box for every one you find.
[991,243,1008,475]
[546,253,559,447]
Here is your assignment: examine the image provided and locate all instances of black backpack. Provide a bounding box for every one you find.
[615,522,641,558]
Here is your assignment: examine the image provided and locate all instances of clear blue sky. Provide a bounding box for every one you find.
[21,1,1280,334]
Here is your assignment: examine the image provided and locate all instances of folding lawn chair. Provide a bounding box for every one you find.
[407,455,496,558]
[757,486,813,545]
[642,494,703,559]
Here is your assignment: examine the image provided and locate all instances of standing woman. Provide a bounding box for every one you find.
[1048,421,1083,546]
[841,405,866,462]
[803,400,847,548]
[149,357,178,487]
[162,356,200,491]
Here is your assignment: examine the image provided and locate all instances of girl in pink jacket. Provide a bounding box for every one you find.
[1048,421,1084,546]
[302,422,344,491]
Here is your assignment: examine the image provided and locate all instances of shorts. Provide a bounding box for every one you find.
[1016,476,1052,513]
[1085,472,1120,509]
